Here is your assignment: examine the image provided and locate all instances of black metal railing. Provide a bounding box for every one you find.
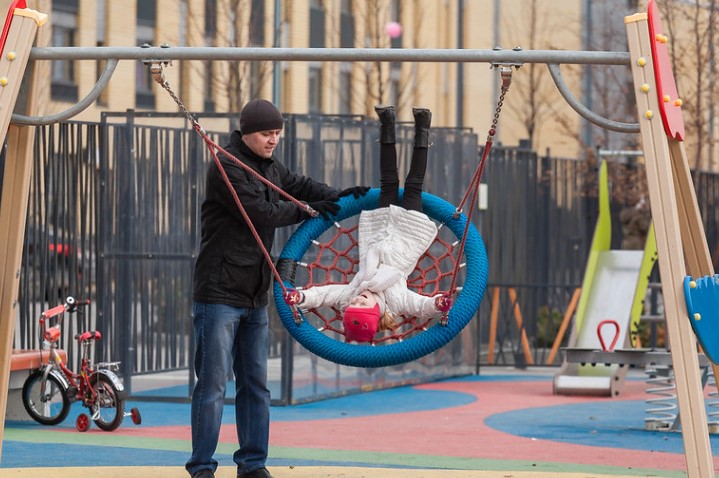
[7,112,719,404]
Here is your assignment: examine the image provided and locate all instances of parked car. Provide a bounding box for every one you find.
[22,223,94,301]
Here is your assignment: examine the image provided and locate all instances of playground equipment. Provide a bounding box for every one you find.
[553,160,658,397]
[150,62,496,368]
[21,296,141,432]
[0,0,48,461]
[0,1,717,475]
[271,190,488,368]
[624,3,716,475]
[683,276,719,364]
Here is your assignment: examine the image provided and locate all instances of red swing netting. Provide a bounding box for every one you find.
[293,217,463,344]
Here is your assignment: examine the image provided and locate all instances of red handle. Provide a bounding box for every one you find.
[597,319,620,352]
[41,304,66,319]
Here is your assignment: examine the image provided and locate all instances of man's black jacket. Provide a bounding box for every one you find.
[192,130,339,308]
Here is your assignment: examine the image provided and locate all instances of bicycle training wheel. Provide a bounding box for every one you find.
[89,374,124,431]
[22,369,70,426]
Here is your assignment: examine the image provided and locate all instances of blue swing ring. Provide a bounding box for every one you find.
[273,188,489,368]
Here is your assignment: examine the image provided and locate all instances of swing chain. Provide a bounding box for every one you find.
[487,64,516,140]
[149,61,207,135]
[444,62,519,318]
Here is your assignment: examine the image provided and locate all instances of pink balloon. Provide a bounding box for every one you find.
[385,21,402,39]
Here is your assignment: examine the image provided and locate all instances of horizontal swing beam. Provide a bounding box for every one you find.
[29,46,630,65]
[13,46,638,132]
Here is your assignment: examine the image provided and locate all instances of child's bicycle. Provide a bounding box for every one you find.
[21,296,141,432]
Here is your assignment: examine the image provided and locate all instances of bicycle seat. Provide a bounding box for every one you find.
[75,330,102,342]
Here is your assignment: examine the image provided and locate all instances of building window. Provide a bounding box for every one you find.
[309,1,325,48]
[95,0,108,106]
[249,0,265,46]
[250,61,263,98]
[203,0,216,111]
[390,0,402,49]
[204,61,214,112]
[136,1,156,109]
[338,65,351,114]
[53,0,78,9]
[389,70,400,107]
[50,9,78,102]
[137,0,156,25]
[178,0,187,46]
[309,64,323,113]
[205,0,216,38]
[339,0,354,48]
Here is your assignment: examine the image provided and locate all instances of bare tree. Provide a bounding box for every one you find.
[343,0,421,116]
[185,0,274,113]
[663,0,718,172]
[502,0,563,149]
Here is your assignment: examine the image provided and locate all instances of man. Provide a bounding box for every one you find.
[186,99,367,478]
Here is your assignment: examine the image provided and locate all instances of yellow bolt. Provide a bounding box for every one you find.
[690,280,697,288]
[694,313,701,321]
[645,110,653,119]
[6,51,15,61]
[663,94,671,102]
[0,77,8,87]
[641,84,650,93]
[674,99,683,107]
[656,34,668,43]
[637,57,647,66]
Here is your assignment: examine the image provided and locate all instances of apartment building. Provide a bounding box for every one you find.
[5,0,717,164]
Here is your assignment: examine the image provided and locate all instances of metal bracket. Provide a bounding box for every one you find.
[141,44,172,86]
[548,63,640,133]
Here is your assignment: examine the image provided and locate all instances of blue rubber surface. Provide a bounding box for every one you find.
[4,373,716,470]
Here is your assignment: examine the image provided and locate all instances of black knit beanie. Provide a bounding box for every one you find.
[239,99,284,135]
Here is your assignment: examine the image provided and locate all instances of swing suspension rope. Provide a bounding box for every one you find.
[151,60,512,328]
[447,64,515,298]
[149,63,317,308]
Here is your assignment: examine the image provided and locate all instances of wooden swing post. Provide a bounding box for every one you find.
[625,2,714,475]
[0,0,47,459]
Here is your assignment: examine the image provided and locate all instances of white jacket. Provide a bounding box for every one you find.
[301,205,441,319]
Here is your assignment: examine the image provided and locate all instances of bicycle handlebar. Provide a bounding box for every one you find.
[41,304,67,319]
[40,296,91,319]
[65,296,91,313]
[39,296,92,345]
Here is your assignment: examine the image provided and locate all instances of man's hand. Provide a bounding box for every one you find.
[308,200,340,219]
[338,186,371,199]
[434,294,453,313]
[284,289,304,305]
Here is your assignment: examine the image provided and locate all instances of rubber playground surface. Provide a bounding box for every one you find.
[2,368,719,478]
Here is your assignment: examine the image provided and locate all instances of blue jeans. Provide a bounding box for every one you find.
[185,302,271,476]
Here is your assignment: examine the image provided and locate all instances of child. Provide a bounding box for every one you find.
[285,106,451,342]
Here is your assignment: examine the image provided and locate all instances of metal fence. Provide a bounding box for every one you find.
[8,112,719,403]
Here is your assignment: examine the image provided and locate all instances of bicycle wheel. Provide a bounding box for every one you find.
[22,369,70,425]
[89,374,124,431]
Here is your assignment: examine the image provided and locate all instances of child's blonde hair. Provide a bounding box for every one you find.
[379,311,397,331]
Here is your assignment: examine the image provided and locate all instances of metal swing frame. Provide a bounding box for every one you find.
[16,45,637,132]
[2,4,716,473]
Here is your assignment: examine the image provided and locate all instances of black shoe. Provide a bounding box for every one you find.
[238,467,274,478]
[192,469,215,478]
[412,107,432,148]
[374,105,396,144]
